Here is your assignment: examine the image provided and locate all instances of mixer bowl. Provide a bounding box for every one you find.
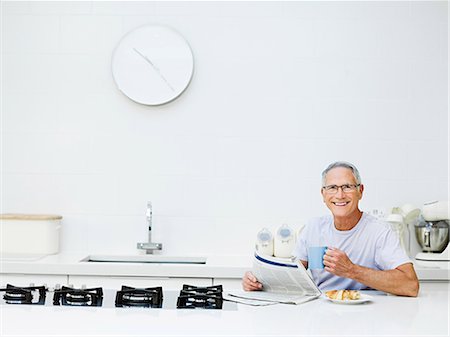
[415,220,449,253]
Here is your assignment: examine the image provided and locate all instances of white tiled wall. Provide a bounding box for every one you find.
[1,1,448,257]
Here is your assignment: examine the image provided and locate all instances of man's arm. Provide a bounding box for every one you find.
[350,262,419,297]
[323,247,419,297]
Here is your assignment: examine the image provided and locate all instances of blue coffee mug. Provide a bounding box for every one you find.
[308,246,328,270]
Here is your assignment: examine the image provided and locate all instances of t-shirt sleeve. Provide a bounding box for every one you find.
[374,226,412,270]
[292,223,310,261]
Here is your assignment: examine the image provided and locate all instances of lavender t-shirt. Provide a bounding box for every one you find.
[292,212,412,291]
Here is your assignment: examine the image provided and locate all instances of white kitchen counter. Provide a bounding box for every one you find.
[1,253,449,280]
[1,282,448,336]
[0,253,251,279]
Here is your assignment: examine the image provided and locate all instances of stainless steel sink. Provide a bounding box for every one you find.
[81,254,207,264]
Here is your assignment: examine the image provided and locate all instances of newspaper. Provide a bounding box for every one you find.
[225,252,322,305]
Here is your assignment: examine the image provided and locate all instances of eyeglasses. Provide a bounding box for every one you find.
[322,184,361,194]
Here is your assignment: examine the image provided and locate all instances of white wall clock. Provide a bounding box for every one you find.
[112,25,194,106]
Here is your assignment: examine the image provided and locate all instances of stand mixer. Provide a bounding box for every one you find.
[415,200,450,262]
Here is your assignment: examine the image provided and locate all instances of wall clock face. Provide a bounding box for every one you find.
[112,25,194,105]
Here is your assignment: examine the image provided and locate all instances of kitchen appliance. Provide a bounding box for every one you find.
[0,284,236,310]
[387,204,421,254]
[422,200,449,221]
[415,200,450,262]
[415,219,449,261]
[0,214,62,256]
[386,213,409,253]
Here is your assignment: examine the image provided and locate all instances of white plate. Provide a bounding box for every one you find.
[324,293,373,305]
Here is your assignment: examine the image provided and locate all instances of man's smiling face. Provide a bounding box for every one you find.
[321,167,364,219]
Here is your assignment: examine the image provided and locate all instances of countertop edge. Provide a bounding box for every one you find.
[1,254,449,280]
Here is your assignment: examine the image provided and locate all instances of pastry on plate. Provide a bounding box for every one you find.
[325,289,361,300]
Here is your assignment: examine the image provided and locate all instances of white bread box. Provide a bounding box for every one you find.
[0,214,62,255]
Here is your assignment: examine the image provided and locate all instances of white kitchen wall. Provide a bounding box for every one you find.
[1,1,448,257]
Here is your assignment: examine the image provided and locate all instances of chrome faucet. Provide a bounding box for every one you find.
[136,201,162,254]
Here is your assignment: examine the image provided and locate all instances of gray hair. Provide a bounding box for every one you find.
[321,161,362,186]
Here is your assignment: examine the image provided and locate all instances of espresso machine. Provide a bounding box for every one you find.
[415,200,450,261]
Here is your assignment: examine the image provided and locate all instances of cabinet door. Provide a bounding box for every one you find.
[0,274,68,288]
[68,275,213,289]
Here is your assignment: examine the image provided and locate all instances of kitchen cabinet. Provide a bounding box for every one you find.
[68,275,213,289]
[0,273,68,287]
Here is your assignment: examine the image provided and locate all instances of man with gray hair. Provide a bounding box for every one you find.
[243,161,419,297]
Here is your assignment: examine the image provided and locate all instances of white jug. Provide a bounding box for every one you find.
[255,228,274,256]
[274,224,295,258]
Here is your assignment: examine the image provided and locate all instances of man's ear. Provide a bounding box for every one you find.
[358,184,364,199]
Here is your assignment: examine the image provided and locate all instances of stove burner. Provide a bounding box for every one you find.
[176,284,223,309]
[53,286,103,306]
[115,286,163,308]
[0,284,46,305]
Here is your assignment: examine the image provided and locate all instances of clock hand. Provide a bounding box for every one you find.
[133,48,175,92]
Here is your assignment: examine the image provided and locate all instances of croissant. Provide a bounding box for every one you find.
[325,290,361,300]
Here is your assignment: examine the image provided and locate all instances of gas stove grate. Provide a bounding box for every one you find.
[115,285,163,308]
[176,284,223,309]
[53,286,103,306]
[0,284,47,305]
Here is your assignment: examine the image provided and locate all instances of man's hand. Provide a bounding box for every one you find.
[242,271,263,291]
[323,247,355,278]
[323,247,419,297]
